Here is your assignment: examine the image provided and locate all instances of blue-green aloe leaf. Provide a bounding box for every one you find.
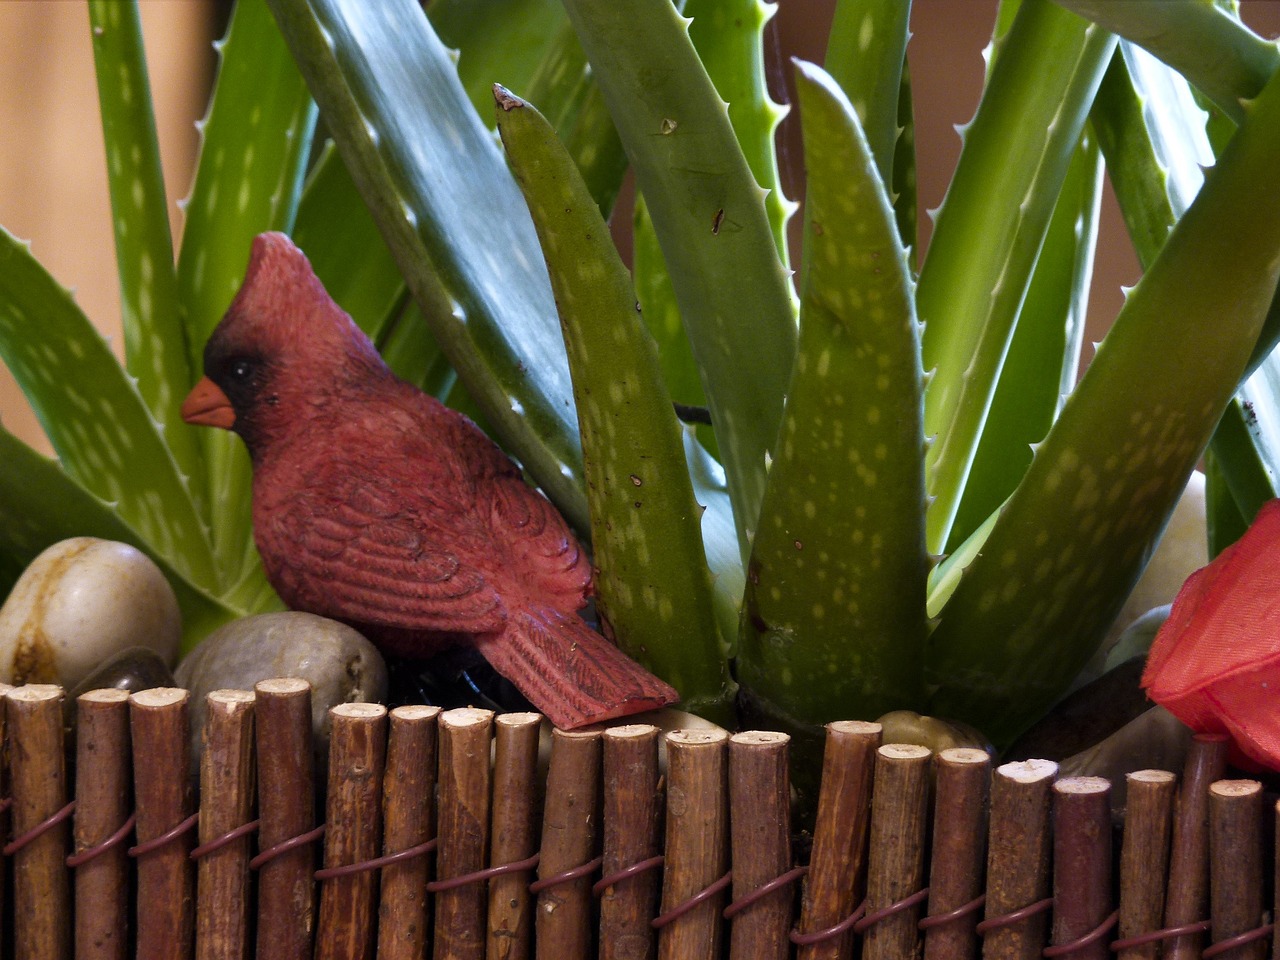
[495,87,734,723]
[265,0,589,532]
[0,230,215,588]
[177,0,317,587]
[918,0,1115,555]
[737,61,929,729]
[87,0,202,511]
[928,62,1280,747]
[0,428,239,648]
[1050,0,1279,124]
[561,0,798,560]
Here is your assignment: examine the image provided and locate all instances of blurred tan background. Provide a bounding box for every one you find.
[1,1,1278,457]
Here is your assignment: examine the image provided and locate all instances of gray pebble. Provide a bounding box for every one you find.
[176,611,387,765]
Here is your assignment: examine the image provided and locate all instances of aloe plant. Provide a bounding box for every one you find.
[3,0,1280,755]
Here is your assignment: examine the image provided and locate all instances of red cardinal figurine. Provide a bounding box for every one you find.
[181,232,678,728]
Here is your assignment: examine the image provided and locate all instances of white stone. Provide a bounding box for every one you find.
[0,537,180,688]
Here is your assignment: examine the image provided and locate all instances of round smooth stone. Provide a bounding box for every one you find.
[0,538,181,689]
[176,611,388,760]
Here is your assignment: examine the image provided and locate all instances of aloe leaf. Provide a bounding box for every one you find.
[378,299,458,400]
[561,0,798,560]
[682,426,746,650]
[918,0,1114,555]
[824,0,911,196]
[428,0,567,124]
[892,61,917,264]
[945,133,1102,552]
[495,88,734,723]
[632,201,708,436]
[87,0,202,508]
[927,63,1280,747]
[687,0,794,269]
[177,0,317,585]
[522,19,628,216]
[0,429,238,647]
[737,62,929,730]
[1204,447,1250,558]
[1051,0,1279,124]
[292,145,406,340]
[266,0,589,532]
[0,230,216,588]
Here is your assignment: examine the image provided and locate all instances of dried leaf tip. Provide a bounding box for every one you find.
[493,84,524,112]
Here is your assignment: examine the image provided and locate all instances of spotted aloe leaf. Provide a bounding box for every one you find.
[562,0,797,560]
[824,0,911,202]
[1052,0,1279,124]
[495,87,734,722]
[918,0,1115,555]
[0,231,215,589]
[737,62,929,732]
[177,0,317,589]
[928,63,1280,747]
[87,0,202,512]
[266,0,589,533]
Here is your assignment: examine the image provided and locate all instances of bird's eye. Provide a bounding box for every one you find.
[230,359,254,382]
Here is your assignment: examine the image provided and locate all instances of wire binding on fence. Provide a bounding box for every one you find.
[3,798,76,856]
[66,812,136,868]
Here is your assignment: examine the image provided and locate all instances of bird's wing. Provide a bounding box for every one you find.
[258,462,508,636]
[486,473,592,610]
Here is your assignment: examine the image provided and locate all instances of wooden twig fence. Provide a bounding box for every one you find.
[0,680,1272,960]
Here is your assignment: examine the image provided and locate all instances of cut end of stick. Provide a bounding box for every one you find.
[208,689,255,708]
[603,723,659,740]
[330,702,386,720]
[255,677,311,696]
[440,706,495,729]
[7,684,63,703]
[1210,779,1262,799]
[827,720,882,737]
[1054,776,1111,796]
[130,687,188,709]
[996,758,1058,783]
[78,688,131,705]
[939,747,991,764]
[1127,769,1177,785]
[731,730,790,747]
[666,728,729,747]
[495,711,541,729]
[880,743,932,761]
[393,704,443,723]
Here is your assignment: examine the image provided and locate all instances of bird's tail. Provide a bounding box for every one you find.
[475,607,679,729]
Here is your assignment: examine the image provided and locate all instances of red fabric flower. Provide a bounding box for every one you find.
[1142,498,1280,770]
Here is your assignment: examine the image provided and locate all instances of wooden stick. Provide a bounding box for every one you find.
[487,712,542,960]
[254,678,318,960]
[599,724,662,960]
[982,759,1057,960]
[657,728,729,960]
[72,688,133,960]
[795,720,881,960]
[1208,780,1265,960]
[8,684,72,960]
[315,702,388,960]
[434,707,494,960]
[862,744,932,960]
[922,747,991,960]
[195,690,257,960]
[727,731,792,960]
[1050,777,1112,960]
[1116,770,1175,960]
[379,704,442,960]
[537,727,603,959]
[1163,733,1228,960]
[130,687,195,960]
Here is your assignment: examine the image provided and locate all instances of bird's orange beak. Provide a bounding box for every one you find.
[182,377,236,430]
